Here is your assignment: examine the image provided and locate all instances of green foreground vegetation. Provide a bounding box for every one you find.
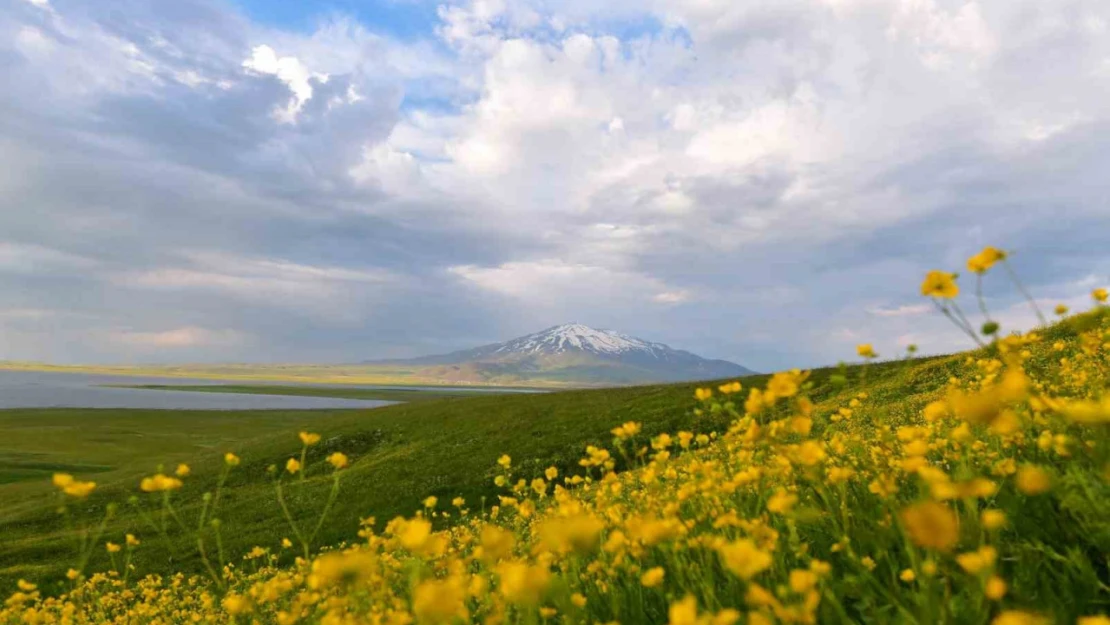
[2,309,1108,624]
[0,376,745,587]
[0,359,923,590]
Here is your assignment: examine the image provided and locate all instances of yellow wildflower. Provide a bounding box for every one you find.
[921,270,959,298]
[1016,465,1051,495]
[857,343,877,359]
[285,458,301,474]
[991,611,1048,625]
[981,510,1007,530]
[985,576,1007,600]
[641,566,665,588]
[174,463,190,477]
[1093,287,1108,303]
[717,539,772,579]
[412,577,468,624]
[668,596,699,625]
[299,431,321,446]
[767,490,798,514]
[900,501,959,552]
[327,452,349,469]
[495,560,550,605]
[967,246,1006,273]
[140,474,183,493]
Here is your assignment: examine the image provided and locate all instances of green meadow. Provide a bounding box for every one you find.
[0,361,916,590]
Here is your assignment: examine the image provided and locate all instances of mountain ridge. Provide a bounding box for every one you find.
[367,323,755,385]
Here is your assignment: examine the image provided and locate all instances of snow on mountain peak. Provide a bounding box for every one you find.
[494,323,665,357]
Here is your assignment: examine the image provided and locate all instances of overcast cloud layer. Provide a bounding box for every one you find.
[1,0,1109,370]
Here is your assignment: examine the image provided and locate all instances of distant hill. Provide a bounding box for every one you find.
[367,323,755,385]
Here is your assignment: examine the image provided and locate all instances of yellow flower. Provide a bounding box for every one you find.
[395,517,433,552]
[423,496,438,509]
[224,452,241,466]
[640,566,665,588]
[285,458,301,474]
[900,501,959,552]
[126,534,140,547]
[1078,617,1110,625]
[281,538,293,548]
[857,343,878,359]
[308,550,378,588]
[412,577,468,624]
[538,514,605,554]
[767,490,798,514]
[789,569,818,593]
[497,454,511,468]
[967,246,1007,273]
[899,569,916,582]
[921,270,959,298]
[299,431,321,446]
[571,593,587,608]
[981,510,1007,530]
[991,611,1048,625]
[222,593,253,615]
[62,480,97,498]
[718,381,742,394]
[611,421,642,438]
[451,496,465,507]
[766,369,805,399]
[495,560,550,605]
[52,473,74,488]
[140,474,183,493]
[105,542,121,553]
[1015,465,1051,495]
[174,463,190,477]
[956,546,997,574]
[66,568,79,580]
[717,539,772,579]
[668,596,699,625]
[1054,304,1069,315]
[327,452,349,469]
[694,387,713,401]
[985,576,1007,600]
[16,579,36,592]
[479,525,515,563]
[544,466,558,480]
[1093,287,1108,303]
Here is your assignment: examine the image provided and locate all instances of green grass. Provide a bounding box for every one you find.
[109,384,501,403]
[0,358,936,591]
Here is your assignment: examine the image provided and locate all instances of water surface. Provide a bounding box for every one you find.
[0,371,397,410]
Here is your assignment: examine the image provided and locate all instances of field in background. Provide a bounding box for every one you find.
[0,361,580,388]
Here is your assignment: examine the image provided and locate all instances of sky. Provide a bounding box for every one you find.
[1,0,1109,371]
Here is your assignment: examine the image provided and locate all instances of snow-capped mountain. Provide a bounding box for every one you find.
[370,324,755,386]
[491,324,670,357]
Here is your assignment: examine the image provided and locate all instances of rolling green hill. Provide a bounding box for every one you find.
[0,355,937,591]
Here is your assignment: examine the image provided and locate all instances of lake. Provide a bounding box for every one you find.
[0,370,399,410]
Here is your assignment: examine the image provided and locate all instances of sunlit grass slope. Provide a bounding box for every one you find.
[3,307,1109,624]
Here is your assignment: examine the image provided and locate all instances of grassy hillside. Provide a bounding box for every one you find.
[0,360,919,590]
[2,309,1108,624]
[111,384,502,403]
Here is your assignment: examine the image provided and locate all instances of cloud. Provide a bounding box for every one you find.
[867,304,931,318]
[113,326,246,349]
[1,0,1109,370]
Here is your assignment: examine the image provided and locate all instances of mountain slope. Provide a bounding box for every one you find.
[371,324,755,385]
